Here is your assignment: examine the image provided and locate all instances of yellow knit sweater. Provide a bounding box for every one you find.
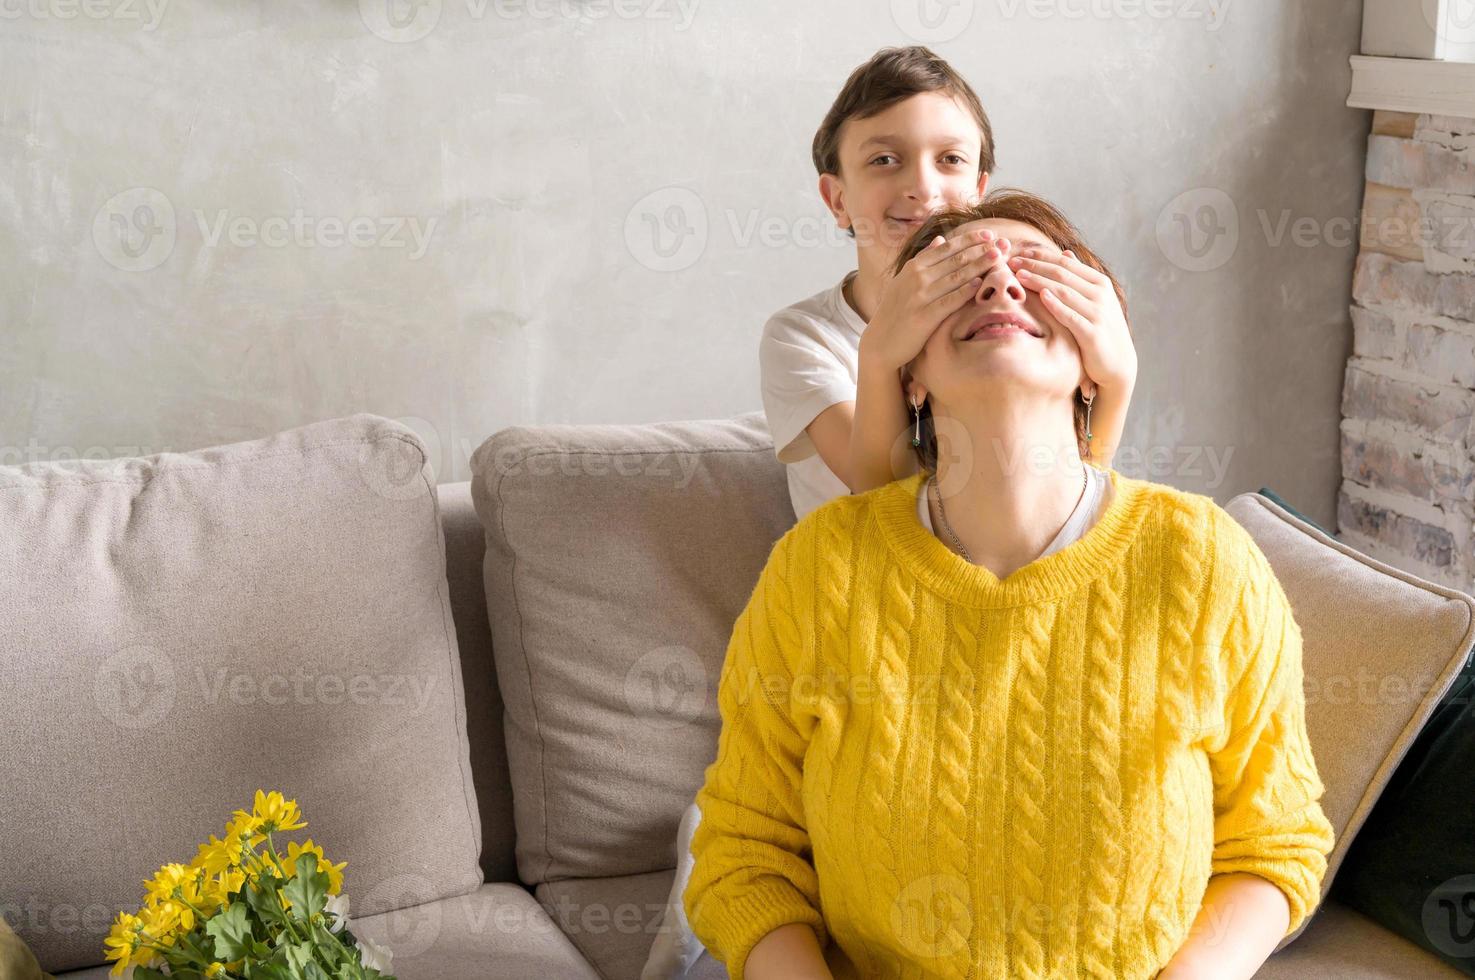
[683,467,1335,980]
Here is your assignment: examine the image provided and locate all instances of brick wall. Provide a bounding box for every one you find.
[1344,110,1474,593]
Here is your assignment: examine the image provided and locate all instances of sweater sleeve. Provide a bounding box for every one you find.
[682,527,828,980]
[1207,547,1336,939]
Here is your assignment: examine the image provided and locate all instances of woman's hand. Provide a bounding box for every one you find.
[1008,246,1138,398]
[857,229,1000,373]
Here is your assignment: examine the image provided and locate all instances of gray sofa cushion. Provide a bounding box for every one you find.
[468,412,793,885]
[438,480,518,885]
[1224,490,1475,951]
[351,883,601,979]
[535,869,672,980]
[0,414,482,973]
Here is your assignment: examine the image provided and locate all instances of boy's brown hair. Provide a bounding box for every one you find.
[891,188,1131,472]
[813,46,996,239]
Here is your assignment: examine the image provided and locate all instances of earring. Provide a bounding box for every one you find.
[910,394,922,447]
[1082,389,1095,445]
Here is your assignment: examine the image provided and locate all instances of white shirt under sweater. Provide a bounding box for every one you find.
[916,462,1112,559]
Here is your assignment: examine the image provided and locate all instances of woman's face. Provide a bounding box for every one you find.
[906,217,1090,409]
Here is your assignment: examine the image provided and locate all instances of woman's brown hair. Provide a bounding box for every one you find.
[891,189,1131,473]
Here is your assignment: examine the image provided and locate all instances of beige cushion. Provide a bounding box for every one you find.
[534,870,672,980]
[468,412,793,884]
[0,414,483,973]
[1224,491,1475,951]
[437,480,518,884]
[351,883,601,979]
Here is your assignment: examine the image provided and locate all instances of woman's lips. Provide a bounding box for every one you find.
[968,324,1035,339]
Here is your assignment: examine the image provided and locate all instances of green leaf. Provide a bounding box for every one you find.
[282,941,314,973]
[245,875,287,926]
[133,970,171,980]
[204,901,254,961]
[283,852,329,917]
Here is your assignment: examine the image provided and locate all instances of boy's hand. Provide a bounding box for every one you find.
[1008,246,1138,396]
[858,229,1003,372]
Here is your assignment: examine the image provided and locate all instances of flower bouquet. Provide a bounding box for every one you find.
[103,791,394,979]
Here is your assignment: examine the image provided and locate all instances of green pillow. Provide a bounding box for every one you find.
[1255,486,1330,536]
[1331,644,1475,976]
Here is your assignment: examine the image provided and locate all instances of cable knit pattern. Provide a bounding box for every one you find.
[683,467,1336,980]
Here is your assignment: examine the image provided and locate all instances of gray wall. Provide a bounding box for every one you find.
[1,1,1367,527]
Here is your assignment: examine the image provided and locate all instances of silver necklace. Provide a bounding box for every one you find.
[929,467,1089,564]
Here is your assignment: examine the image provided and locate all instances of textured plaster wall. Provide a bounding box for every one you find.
[1,1,1367,524]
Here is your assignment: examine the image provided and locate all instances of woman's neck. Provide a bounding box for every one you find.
[926,408,1090,580]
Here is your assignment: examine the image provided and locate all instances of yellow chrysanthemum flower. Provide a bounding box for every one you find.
[285,839,348,895]
[191,833,239,875]
[103,912,148,977]
[247,790,306,834]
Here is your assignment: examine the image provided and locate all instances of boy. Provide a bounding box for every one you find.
[761,45,1136,519]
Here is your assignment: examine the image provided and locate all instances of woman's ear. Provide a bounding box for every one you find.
[1079,380,1099,402]
[901,370,927,409]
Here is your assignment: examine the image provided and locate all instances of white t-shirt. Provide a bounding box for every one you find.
[759,270,867,521]
[918,464,1112,557]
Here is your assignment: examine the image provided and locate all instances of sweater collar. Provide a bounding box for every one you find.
[872,466,1149,608]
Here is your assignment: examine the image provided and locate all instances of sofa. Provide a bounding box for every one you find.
[2,412,1471,979]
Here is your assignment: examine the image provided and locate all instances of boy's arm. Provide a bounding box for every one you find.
[849,349,919,491]
[1086,377,1134,470]
[804,351,919,495]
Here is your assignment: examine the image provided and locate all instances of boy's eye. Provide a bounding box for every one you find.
[870,154,897,166]
[943,154,967,165]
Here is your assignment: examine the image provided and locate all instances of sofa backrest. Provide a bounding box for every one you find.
[0,415,485,973]
[468,411,794,886]
[1223,489,1475,951]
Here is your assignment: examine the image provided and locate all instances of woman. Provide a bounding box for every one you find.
[682,191,1335,980]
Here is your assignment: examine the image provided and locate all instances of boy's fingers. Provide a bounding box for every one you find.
[1010,255,1095,294]
[919,228,993,270]
[1037,281,1094,323]
[1061,249,1110,285]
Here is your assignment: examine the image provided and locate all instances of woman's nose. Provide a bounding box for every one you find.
[977,248,1026,303]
